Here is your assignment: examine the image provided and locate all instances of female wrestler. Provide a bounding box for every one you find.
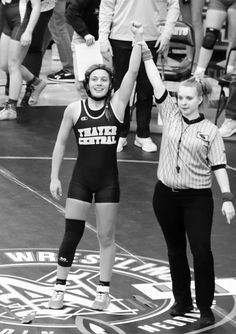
[48,22,142,311]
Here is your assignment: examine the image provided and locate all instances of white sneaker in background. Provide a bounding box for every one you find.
[219,118,236,138]
[134,135,157,152]
[117,137,127,152]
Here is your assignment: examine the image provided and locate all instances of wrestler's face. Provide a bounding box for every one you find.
[88,69,110,98]
[177,86,202,119]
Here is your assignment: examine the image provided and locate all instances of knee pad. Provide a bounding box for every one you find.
[202,28,220,50]
[58,219,85,267]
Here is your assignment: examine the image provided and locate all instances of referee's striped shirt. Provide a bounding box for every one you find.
[155,91,226,189]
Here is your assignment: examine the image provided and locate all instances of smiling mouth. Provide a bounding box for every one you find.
[94,88,105,92]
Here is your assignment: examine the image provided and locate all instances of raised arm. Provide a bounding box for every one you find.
[142,43,166,99]
[111,22,143,120]
[50,104,75,200]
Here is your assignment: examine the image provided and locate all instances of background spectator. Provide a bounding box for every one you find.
[66,0,100,99]
[194,0,236,76]
[0,0,41,120]
[21,0,55,106]
[99,0,180,153]
[219,80,236,137]
[47,0,74,82]
[178,0,206,72]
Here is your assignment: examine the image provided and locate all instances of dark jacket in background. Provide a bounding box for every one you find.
[66,0,100,39]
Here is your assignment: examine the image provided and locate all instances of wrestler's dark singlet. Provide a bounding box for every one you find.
[68,100,123,203]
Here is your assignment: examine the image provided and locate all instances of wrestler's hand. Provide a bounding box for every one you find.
[50,178,62,201]
[131,21,144,44]
[222,201,235,224]
[131,21,143,35]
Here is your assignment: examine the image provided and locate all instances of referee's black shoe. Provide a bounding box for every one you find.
[169,302,194,316]
[199,308,215,327]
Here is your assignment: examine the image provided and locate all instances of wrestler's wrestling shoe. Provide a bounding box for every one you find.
[48,284,66,309]
[92,286,111,311]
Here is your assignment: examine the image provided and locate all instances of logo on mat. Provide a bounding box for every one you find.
[0,248,235,333]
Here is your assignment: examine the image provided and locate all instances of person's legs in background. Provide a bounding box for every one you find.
[178,0,193,70]
[71,32,88,100]
[110,40,132,152]
[0,33,29,120]
[178,0,205,72]
[134,41,157,152]
[48,0,74,82]
[111,39,157,153]
[191,0,205,68]
[194,4,227,76]
[21,9,53,106]
[0,2,9,97]
[219,80,236,137]
[224,5,236,74]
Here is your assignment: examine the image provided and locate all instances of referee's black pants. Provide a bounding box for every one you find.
[153,181,215,311]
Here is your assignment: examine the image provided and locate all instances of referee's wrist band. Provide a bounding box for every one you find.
[222,192,234,202]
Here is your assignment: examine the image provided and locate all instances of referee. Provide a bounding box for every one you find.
[134,27,235,328]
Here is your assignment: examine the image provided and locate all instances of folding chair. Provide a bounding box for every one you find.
[157,20,195,81]
[214,44,236,124]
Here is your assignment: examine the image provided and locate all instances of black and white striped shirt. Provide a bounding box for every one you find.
[156,91,226,189]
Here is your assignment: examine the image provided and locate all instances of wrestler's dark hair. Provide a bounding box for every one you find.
[83,64,114,121]
[83,64,114,98]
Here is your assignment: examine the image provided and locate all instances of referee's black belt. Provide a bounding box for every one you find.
[160,182,211,194]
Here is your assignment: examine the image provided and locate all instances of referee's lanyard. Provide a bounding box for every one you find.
[176,120,189,174]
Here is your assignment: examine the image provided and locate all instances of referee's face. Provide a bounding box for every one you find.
[178,86,202,120]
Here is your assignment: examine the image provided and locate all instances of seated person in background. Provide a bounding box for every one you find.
[178,0,206,72]
[219,80,236,138]
[194,0,236,77]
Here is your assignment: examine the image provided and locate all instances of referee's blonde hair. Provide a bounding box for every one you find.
[180,76,212,109]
